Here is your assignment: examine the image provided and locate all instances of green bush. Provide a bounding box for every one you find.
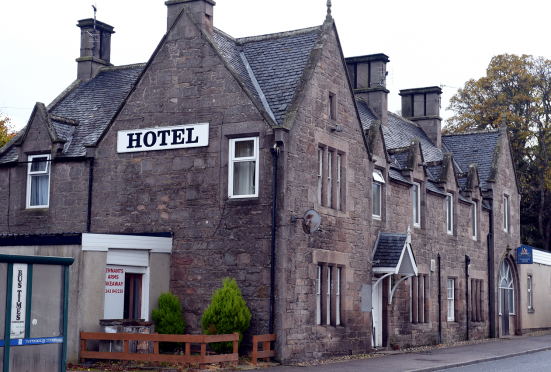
[152,291,186,352]
[201,277,251,354]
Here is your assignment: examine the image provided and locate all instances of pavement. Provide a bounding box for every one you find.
[271,333,551,372]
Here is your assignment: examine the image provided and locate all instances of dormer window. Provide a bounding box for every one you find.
[27,154,51,208]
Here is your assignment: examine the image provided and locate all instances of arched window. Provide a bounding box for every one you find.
[499,260,515,315]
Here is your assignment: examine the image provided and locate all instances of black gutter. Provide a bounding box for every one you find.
[466,255,470,341]
[86,157,94,233]
[438,253,442,344]
[487,198,494,338]
[269,147,279,334]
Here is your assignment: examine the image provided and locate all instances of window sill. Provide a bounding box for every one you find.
[447,320,458,326]
[226,197,259,206]
[316,324,346,334]
[528,308,535,314]
[21,208,49,216]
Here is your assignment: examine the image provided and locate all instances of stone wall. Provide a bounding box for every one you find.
[274,22,372,362]
[90,6,274,344]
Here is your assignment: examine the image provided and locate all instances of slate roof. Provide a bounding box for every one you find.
[393,151,409,169]
[356,98,378,130]
[426,180,446,196]
[0,147,18,164]
[442,131,500,191]
[213,27,321,126]
[389,167,412,185]
[49,65,145,157]
[373,233,407,268]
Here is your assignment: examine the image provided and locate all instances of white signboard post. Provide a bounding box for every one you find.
[11,263,28,339]
[117,123,209,153]
[104,266,125,319]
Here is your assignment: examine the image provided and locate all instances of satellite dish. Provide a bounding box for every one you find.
[302,209,321,234]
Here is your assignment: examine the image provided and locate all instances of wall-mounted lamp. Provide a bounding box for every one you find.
[331,125,343,133]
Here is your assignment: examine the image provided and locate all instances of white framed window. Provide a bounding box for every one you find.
[228,137,259,198]
[327,267,332,325]
[472,202,477,240]
[336,267,341,325]
[373,169,384,219]
[337,154,342,211]
[27,154,51,208]
[446,193,453,234]
[503,195,509,232]
[318,148,323,205]
[527,275,532,310]
[413,183,421,227]
[327,151,333,208]
[498,260,515,315]
[447,278,455,321]
[316,266,322,325]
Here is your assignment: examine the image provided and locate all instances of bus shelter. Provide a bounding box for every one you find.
[0,254,73,372]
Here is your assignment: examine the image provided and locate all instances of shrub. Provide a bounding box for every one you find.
[201,277,251,354]
[152,291,186,352]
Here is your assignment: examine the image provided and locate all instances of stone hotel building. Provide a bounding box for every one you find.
[0,0,548,365]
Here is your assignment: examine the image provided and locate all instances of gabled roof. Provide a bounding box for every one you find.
[50,64,145,157]
[442,130,499,191]
[372,230,417,276]
[213,26,321,126]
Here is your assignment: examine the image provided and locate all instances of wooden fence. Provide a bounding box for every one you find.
[80,331,239,369]
[251,334,276,365]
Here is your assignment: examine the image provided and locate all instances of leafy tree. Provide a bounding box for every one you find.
[151,291,186,352]
[446,54,551,250]
[0,113,16,148]
[201,277,251,354]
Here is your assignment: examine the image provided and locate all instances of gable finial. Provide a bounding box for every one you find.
[326,0,332,21]
[501,110,507,129]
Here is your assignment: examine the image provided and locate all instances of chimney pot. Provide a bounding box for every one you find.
[399,86,443,149]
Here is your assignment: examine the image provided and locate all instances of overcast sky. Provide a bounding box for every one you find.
[1,0,549,131]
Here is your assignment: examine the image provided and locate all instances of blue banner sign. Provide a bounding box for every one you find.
[10,337,63,346]
[0,340,4,347]
[517,246,533,264]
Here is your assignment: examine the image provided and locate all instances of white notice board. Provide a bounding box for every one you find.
[104,266,125,319]
[11,263,28,339]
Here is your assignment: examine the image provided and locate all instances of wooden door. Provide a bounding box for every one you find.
[124,274,142,319]
[501,288,509,336]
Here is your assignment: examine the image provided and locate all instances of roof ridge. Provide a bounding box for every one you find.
[99,63,147,73]
[236,25,321,43]
[388,111,420,128]
[213,27,237,43]
[442,128,500,137]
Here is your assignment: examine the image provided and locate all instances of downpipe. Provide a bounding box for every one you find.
[438,253,442,344]
[487,198,494,338]
[269,146,278,334]
[86,157,94,233]
[466,255,470,341]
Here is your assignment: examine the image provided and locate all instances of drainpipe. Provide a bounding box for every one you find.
[269,146,279,334]
[465,255,470,341]
[86,157,94,233]
[487,198,494,338]
[438,253,442,344]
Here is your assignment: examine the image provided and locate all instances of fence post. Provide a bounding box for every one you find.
[200,337,207,370]
[233,332,239,354]
[263,339,270,362]
[252,335,258,365]
[80,334,86,362]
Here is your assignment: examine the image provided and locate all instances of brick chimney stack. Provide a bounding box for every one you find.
[399,87,443,149]
[165,0,215,37]
[76,19,114,82]
[345,54,390,126]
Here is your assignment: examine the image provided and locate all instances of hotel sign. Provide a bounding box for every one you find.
[117,123,209,153]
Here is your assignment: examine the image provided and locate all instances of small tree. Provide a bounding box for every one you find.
[152,291,186,352]
[201,277,251,354]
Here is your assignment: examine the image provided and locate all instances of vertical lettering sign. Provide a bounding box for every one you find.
[104,266,125,319]
[10,263,28,339]
[117,123,209,153]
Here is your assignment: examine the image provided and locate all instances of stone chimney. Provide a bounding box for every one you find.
[76,19,114,82]
[345,54,390,126]
[399,86,443,149]
[165,0,215,37]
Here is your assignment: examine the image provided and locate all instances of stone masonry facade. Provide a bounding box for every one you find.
[0,0,523,364]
